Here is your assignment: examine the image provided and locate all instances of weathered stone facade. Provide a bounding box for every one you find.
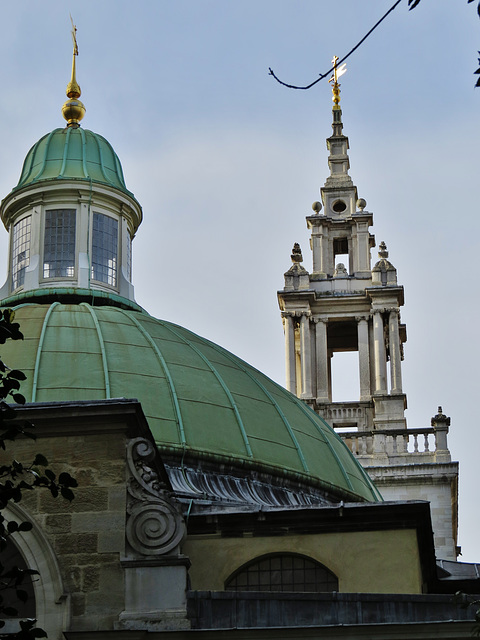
[2,399,189,639]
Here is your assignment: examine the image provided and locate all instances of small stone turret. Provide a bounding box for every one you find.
[284,243,310,291]
[372,241,397,286]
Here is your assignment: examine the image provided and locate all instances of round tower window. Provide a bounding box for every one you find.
[332,200,347,213]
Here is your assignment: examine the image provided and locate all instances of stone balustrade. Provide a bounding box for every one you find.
[337,424,450,462]
[317,401,374,431]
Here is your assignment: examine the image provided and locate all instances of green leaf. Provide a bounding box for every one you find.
[32,454,48,467]
[7,370,27,381]
[16,589,29,603]
[59,472,77,487]
[44,469,55,481]
[60,487,75,502]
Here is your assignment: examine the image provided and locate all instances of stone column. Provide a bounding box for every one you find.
[355,221,371,274]
[300,312,312,398]
[314,318,329,401]
[388,308,402,394]
[356,316,371,400]
[311,233,322,274]
[372,310,387,394]
[282,312,296,393]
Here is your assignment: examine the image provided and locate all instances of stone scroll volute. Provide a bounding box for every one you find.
[125,437,186,556]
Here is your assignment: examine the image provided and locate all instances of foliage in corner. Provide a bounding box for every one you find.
[270,1,480,90]
[408,0,480,86]
[0,309,78,640]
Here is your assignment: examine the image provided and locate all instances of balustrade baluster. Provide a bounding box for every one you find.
[424,434,429,452]
[351,437,357,455]
[392,435,398,454]
[413,434,419,453]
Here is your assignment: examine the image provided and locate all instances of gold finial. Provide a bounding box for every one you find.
[62,17,86,127]
[329,55,347,110]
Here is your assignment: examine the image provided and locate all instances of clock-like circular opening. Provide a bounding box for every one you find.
[332,200,347,213]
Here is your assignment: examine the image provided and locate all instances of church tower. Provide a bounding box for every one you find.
[278,61,459,561]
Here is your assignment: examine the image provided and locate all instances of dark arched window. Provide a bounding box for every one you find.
[225,553,338,592]
[1,538,36,618]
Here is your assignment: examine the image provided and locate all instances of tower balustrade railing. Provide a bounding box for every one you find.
[336,425,450,462]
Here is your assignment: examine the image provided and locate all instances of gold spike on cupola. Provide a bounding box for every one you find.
[62,18,86,128]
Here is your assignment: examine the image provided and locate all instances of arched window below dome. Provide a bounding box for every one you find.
[224,553,338,592]
[0,537,36,633]
[92,212,118,287]
[43,209,76,279]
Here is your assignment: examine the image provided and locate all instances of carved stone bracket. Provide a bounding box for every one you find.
[385,307,400,316]
[126,438,186,557]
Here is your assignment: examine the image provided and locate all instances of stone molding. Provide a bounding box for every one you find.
[3,502,70,639]
[126,437,186,556]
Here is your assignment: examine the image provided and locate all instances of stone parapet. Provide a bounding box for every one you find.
[337,425,452,464]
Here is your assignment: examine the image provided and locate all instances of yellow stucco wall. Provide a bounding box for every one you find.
[184,528,423,594]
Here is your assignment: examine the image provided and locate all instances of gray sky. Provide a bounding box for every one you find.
[0,1,478,561]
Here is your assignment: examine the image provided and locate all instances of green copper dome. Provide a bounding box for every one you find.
[0,301,380,503]
[14,127,134,197]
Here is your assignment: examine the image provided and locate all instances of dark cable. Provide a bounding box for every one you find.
[268,0,403,90]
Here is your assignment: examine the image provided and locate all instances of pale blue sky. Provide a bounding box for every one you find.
[0,1,478,560]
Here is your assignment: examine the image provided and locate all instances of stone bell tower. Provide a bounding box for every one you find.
[278,64,459,561]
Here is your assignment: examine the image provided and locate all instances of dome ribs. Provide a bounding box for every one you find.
[156,321,254,460]
[200,338,310,474]
[80,303,111,399]
[31,301,61,402]
[120,309,187,447]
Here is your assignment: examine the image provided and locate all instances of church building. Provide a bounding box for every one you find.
[1,33,479,639]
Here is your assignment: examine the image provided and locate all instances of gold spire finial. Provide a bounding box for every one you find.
[62,17,86,127]
[329,55,347,110]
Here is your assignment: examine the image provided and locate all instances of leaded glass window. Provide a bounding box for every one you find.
[43,209,76,278]
[12,216,31,290]
[92,212,118,286]
[225,553,338,592]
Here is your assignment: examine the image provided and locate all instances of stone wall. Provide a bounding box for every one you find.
[1,400,152,638]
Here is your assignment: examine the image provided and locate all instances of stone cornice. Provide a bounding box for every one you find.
[8,398,152,439]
